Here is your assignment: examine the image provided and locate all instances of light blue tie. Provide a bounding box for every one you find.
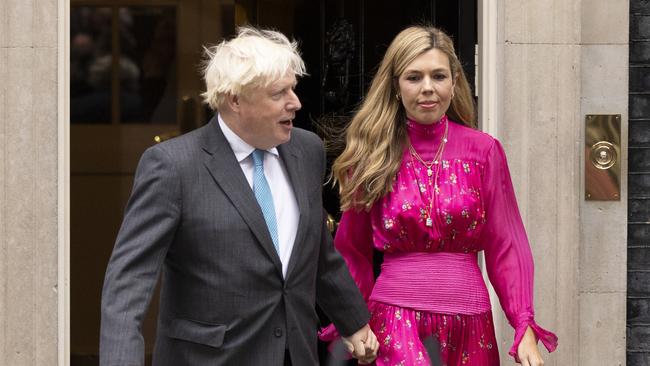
[251,149,279,252]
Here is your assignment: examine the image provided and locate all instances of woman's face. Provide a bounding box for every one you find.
[397,48,455,125]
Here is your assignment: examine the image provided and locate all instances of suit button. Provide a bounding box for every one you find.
[274,327,283,337]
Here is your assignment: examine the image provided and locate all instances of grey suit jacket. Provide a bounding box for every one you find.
[100,116,369,365]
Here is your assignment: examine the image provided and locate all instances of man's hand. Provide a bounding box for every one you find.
[341,324,379,364]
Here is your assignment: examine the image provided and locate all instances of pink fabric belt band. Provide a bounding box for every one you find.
[369,252,492,315]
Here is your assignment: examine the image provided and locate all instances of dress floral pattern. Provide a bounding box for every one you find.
[320,116,557,365]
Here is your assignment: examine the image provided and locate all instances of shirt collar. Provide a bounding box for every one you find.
[218,113,279,163]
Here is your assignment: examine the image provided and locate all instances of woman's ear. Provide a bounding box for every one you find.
[392,77,401,100]
[452,75,458,98]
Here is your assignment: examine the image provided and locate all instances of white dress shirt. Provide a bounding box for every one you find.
[218,114,299,277]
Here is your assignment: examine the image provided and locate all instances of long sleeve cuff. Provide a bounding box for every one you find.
[508,313,558,362]
[318,323,340,342]
[319,324,355,360]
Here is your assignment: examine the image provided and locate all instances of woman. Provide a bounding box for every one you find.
[320,26,557,365]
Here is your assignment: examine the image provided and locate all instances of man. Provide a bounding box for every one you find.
[100,26,378,365]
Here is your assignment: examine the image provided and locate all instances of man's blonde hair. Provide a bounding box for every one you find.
[201,26,306,110]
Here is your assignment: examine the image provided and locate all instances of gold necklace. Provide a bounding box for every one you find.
[407,119,448,227]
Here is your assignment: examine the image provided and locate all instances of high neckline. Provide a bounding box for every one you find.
[406,115,448,138]
[406,115,449,161]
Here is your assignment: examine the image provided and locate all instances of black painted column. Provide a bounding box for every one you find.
[628,1,650,365]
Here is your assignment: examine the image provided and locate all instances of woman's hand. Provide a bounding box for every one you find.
[517,326,544,366]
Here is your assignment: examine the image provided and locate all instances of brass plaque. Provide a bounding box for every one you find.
[585,114,621,201]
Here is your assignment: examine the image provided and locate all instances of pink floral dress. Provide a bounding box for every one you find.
[320,116,557,365]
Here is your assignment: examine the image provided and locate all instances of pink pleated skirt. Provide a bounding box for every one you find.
[369,301,500,366]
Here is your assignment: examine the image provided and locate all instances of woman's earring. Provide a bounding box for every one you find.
[396,93,401,101]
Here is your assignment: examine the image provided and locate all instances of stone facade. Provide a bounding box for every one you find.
[0,0,62,365]
[488,1,628,365]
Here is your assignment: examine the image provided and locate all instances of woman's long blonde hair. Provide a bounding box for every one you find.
[332,26,476,211]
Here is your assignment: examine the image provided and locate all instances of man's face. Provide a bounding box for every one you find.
[236,74,302,150]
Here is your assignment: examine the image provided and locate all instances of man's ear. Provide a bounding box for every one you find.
[226,93,240,112]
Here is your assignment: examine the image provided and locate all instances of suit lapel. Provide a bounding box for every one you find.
[278,142,310,281]
[201,119,283,275]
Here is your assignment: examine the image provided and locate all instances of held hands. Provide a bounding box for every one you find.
[341,324,379,365]
[517,326,544,366]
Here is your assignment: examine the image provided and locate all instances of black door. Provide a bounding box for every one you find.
[239,1,477,364]
[242,0,477,213]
